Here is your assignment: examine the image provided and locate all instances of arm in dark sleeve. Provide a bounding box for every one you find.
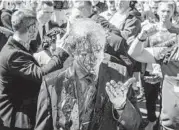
[115,99,142,130]
[120,17,141,47]
[90,14,122,36]
[106,32,125,52]
[35,80,53,130]
[41,48,69,75]
[8,48,69,83]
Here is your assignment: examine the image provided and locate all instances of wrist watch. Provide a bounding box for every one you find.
[137,36,146,42]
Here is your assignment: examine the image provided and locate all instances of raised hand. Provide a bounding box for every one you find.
[56,21,72,53]
[105,78,136,109]
[139,23,158,41]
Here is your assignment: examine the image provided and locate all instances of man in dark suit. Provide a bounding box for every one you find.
[0,9,68,130]
[35,19,141,130]
[30,0,63,53]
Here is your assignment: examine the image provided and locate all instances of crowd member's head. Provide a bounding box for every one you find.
[105,0,116,13]
[28,0,38,11]
[11,9,38,50]
[68,8,83,23]
[14,1,25,10]
[72,1,93,18]
[0,0,6,10]
[36,0,54,25]
[149,0,161,15]
[114,0,137,13]
[135,1,144,13]
[157,1,176,23]
[65,18,106,75]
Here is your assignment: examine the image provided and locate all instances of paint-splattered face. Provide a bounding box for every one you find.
[65,19,106,75]
[73,34,104,75]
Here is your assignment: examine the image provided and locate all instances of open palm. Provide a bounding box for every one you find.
[106,78,136,109]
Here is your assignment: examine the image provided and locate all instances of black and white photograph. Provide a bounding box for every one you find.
[0,0,179,130]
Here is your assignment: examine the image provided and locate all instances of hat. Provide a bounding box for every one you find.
[11,9,36,31]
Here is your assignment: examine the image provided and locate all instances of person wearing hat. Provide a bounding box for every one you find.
[0,9,68,130]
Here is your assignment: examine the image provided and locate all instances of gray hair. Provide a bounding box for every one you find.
[65,18,106,55]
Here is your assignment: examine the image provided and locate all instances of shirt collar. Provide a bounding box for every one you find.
[10,36,31,53]
[73,60,89,80]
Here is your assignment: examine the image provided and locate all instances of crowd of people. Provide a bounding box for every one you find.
[0,0,179,130]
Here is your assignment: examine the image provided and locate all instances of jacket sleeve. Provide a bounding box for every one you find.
[35,80,53,130]
[91,14,122,36]
[120,17,141,47]
[116,99,142,130]
[1,12,12,30]
[8,48,69,83]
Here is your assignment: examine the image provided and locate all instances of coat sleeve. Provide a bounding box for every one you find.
[35,80,53,130]
[120,17,141,47]
[8,48,69,83]
[90,14,122,36]
[116,99,142,130]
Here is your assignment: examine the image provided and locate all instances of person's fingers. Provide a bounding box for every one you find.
[174,51,179,61]
[106,82,115,95]
[117,81,123,86]
[114,83,123,96]
[110,80,116,87]
[123,77,136,90]
[117,81,124,91]
[117,81,126,96]
[106,83,115,99]
[169,47,178,61]
[109,84,118,97]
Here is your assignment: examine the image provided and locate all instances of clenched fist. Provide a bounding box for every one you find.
[138,23,158,41]
[105,78,136,109]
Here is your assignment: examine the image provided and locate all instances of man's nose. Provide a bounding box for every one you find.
[88,54,97,62]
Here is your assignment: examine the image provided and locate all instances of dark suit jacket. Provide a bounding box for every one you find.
[0,37,68,129]
[35,60,141,130]
[90,11,142,74]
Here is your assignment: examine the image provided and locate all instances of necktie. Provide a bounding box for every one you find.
[42,25,46,38]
